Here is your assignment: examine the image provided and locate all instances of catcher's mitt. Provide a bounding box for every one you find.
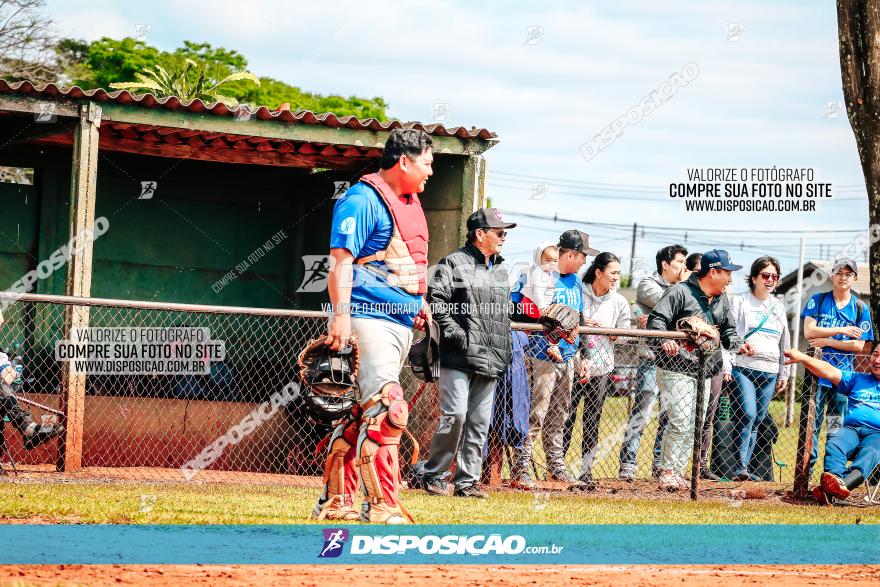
[297,337,359,422]
[675,316,720,355]
[538,303,579,345]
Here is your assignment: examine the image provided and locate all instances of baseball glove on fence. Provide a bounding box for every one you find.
[297,337,359,422]
[675,316,720,355]
[539,303,580,345]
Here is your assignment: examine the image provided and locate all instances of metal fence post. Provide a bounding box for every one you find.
[793,353,818,498]
[690,348,707,500]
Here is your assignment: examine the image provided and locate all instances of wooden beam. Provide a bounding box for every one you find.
[458,155,486,242]
[57,102,101,472]
[0,92,498,155]
[0,92,79,118]
[33,133,369,169]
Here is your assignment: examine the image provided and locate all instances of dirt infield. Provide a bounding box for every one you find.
[2,564,878,586]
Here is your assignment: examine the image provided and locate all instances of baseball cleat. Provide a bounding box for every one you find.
[821,472,851,500]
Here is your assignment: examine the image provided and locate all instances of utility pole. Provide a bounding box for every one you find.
[628,222,637,287]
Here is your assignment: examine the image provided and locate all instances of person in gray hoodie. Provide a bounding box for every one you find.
[618,244,688,480]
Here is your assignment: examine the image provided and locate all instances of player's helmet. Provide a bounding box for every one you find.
[408,319,440,382]
[297,337,359,422]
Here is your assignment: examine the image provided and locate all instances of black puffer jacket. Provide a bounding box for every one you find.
[427,243,512,378]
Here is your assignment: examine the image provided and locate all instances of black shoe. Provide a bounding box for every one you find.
[549,468,577,483]
[732,472,752,482]
[423,476,452,496]
[573,473,597,491]
[22,422,64,450]
[454,484,489,499]
[700,469,720,481]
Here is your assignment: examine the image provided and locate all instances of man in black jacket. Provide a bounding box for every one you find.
[647,249,753,491]
[419,208,516,498]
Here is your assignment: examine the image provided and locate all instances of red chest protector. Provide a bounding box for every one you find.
[356,173,429,295]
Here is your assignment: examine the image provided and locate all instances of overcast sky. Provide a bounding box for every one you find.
[45,0,870,286]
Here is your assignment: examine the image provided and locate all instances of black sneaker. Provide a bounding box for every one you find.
[423,476,452,496]
[23,421,64,451]
[454,484,489,499]
[549,468,577,483]
[700,469,721,481]
[574,473,597,491]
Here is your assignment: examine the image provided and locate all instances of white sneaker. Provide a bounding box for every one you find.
[659,469,685,492]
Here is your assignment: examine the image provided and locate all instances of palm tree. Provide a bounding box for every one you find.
[109,58,259,106]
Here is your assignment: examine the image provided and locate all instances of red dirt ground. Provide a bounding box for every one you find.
[1,564,878,586]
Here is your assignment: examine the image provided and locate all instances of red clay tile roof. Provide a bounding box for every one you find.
[0,79,496,140]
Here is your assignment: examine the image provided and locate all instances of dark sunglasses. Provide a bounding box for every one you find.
[758,272,779,282]
[483,228,507,238]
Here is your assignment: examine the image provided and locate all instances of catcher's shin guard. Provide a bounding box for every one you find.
[357,383,415,524]
[313,417,360,521]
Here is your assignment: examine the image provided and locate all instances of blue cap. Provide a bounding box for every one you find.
[701,249,742,271]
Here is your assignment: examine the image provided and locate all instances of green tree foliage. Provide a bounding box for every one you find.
[58,37,388,119]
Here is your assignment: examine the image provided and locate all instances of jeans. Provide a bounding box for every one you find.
[809,385,848,473]
[619,361,665,470]
[657,369,711,474]
[731,367,777,475]
[823,425,880,482]
[562,374,610,478]
[424,367,497,488]
[512,357,574,476]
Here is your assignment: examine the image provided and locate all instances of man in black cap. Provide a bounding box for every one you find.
[418,208,516,498]
[509,229,598,490]
[648,249,754,491]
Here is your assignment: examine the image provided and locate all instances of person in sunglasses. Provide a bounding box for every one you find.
[723,256,790,481]
[802,257,874,475]
[418,208,516,499]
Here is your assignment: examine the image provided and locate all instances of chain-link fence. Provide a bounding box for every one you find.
[0,293,436,483]
[0,292,859,498]
[486,321,815,494]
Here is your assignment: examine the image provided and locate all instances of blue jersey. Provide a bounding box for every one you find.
[525,273,583,362]
[802,292,873,387]
[836,370,880,430]
[329,182,422,327]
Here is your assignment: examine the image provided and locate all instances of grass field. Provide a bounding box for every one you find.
[0,481,875,525]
